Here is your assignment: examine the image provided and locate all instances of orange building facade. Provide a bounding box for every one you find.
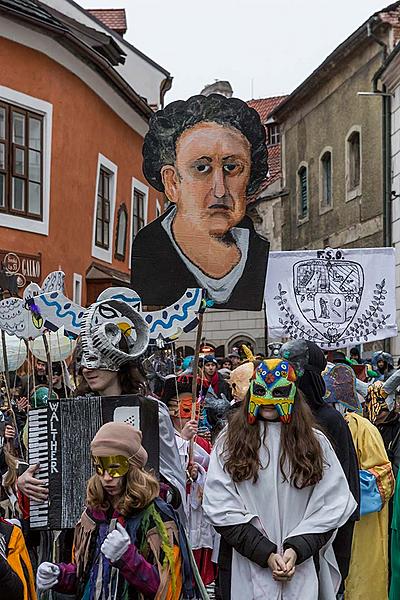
[0,2,170,305]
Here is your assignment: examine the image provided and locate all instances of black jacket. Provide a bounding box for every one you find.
[131,209,269,311]
[216,522,333,600]
[0,522,24,600]
[377,410,400,477]
[312,404,360,520]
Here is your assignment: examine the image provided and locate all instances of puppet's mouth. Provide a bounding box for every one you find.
[208,203,231,211]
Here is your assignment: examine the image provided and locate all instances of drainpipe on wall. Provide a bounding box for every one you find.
[383,86,392,248]
[370,77,392,249]
[369,21,391,353]
[368,20,390,247]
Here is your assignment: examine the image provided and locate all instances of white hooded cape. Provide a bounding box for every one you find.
[203,422,357,600]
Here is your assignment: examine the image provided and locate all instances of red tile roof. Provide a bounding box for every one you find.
[247,95,288,196]
[87,9,127,35]
[247,96,287,123]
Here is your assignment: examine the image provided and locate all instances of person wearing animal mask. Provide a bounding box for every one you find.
[203,357,357,600]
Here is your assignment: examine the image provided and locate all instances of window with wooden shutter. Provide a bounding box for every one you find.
[298,166,308,218]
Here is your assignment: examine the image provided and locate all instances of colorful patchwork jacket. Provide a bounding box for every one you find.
[55,497,199,600]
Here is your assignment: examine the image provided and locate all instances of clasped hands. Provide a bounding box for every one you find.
[267,548,297,582]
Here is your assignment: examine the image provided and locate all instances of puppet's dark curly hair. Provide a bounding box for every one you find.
[142,94,268,197]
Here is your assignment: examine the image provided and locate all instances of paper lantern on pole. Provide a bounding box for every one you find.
[0,333,27,372]
[31,327,76,363]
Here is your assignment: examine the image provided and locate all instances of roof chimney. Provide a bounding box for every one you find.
[87,8,127,37]
[200,80,233,98]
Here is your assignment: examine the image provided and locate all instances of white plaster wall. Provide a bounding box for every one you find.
[41,0,168,107]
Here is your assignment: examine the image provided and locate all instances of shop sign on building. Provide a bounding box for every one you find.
[0,250,42,288]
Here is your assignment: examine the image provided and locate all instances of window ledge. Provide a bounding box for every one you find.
[0,213,48,235]
[319,204,333,215]
[346,186,362,202]
[297,215,309,226]
[92,244,113,264]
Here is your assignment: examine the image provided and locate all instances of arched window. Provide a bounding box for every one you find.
[229,336,256,356]
[115,203,128,260]
[346,127,362,200]
[298,165,308,219]
[348,131,361,190]
[320,150,332,208]
[176,345,195,358]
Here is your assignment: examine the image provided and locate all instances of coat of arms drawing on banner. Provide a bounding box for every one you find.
[265,248,397,349]
[293,250,364,344]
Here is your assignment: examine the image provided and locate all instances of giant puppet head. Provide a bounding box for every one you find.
[248,358,297,424]
[78,299,150,371]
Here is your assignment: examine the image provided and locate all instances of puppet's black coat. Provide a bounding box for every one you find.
[130,208,269,311]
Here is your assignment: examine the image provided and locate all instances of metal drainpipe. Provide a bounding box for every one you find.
[369,21,391,352]
[372,76,392,248]
[368,21,390,247]
[382,89,392,353]
[383,86,392,248]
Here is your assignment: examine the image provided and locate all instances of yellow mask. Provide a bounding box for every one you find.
[92,455,130,478]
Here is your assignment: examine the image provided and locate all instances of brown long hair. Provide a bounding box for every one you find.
[75,362,148,397]
[86,462,159,516]
[3,447,18,489]
[223,389,324,489]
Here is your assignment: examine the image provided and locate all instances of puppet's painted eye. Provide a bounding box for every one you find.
[195,163,211,174]
[253,383,266,396]
[272,384,292,398]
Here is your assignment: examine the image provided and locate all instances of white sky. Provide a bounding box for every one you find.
[79,0,390,102]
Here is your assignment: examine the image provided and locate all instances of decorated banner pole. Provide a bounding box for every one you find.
[0,268,18,390]
[189,291,208,463]
[1,330,10,391]
[191,311,204,420]
[43,333,54,398]
[0,272,23,454]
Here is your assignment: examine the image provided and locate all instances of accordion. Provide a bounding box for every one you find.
[28,394,160,530]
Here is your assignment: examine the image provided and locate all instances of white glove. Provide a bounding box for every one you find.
[101,522,131,562]
[36,562,60,591]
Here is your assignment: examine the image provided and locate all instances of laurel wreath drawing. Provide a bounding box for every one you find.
[275,279,390,347]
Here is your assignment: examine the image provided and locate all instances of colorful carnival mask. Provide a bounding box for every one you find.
[92,454,130,478]
[248,359,297,424]
[323,364,362,415]
[168,393,200,420]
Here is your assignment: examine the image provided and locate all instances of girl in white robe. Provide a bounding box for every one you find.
[203,357,357,600]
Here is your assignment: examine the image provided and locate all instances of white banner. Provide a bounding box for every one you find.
[265,247,397,350]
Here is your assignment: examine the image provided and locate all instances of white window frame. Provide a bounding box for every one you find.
[114,202,128,260]
[91,153,117,264]
[129,178,148,267]
[319,146,333,215]
[72,273,82,305]
[267,123,280,146]
[345,125,362,202]
[296,161,309,225]
[0,85,52,236]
